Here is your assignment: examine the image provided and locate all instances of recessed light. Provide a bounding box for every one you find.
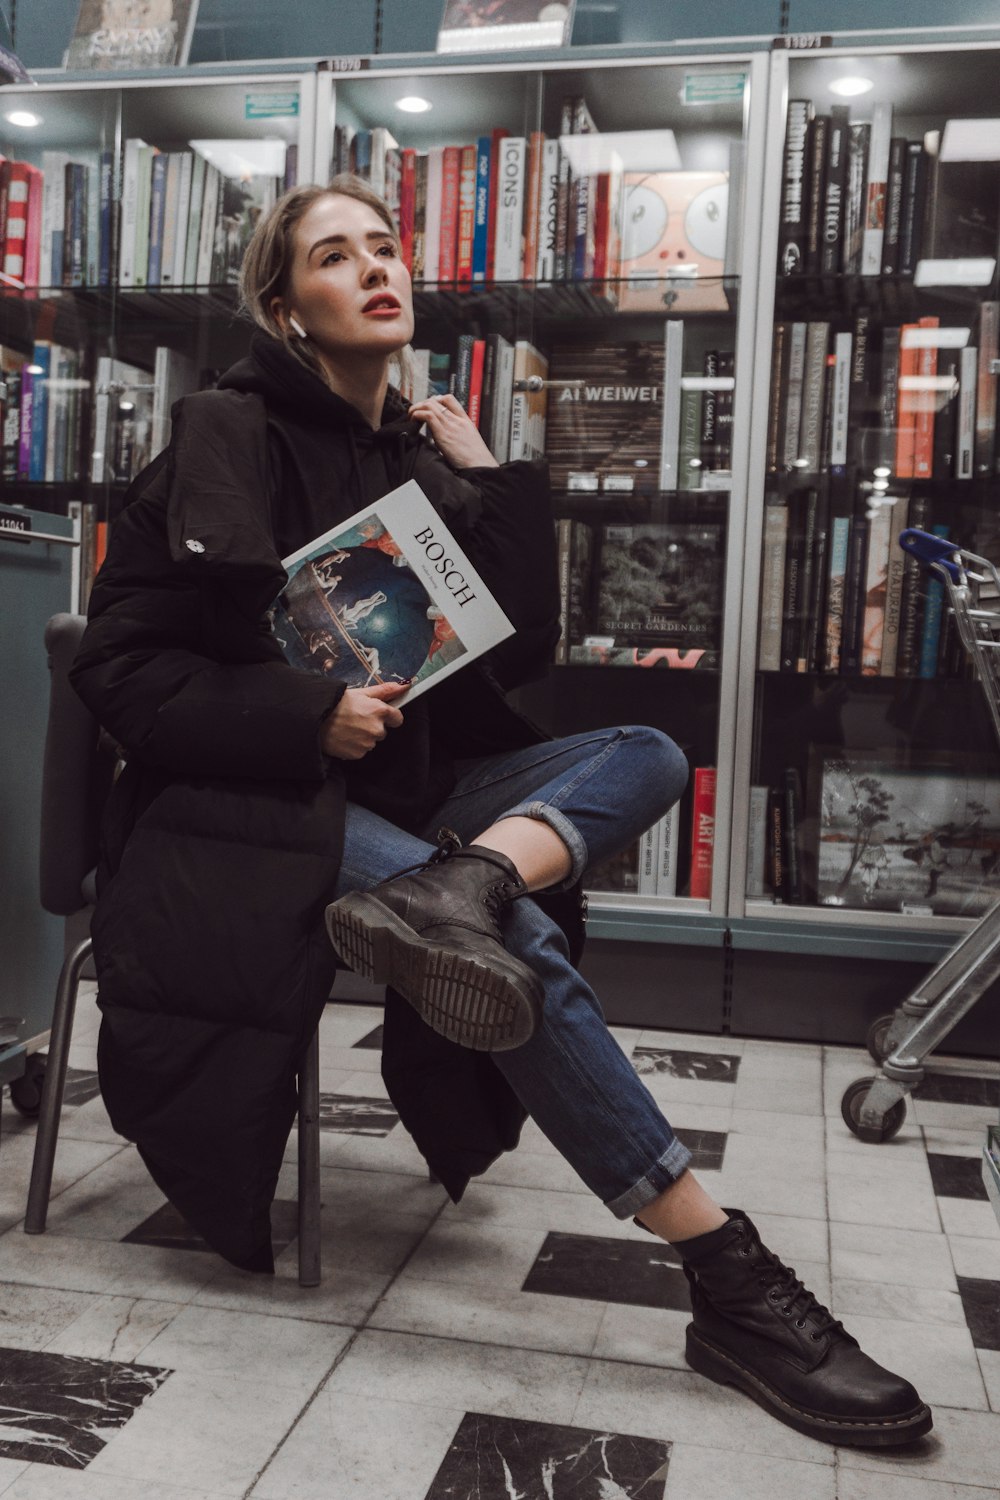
[395,96,432,114]
[829,76,874,98]
[5,110,41,128]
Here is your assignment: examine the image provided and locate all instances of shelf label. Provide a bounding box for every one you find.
[245,90,300,119]
[772,33,832,49]
[321,55,370,72]
[683,71,747,106]
[0,508,31,539]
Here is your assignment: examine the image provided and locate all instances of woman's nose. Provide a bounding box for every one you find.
[361,256,388,284]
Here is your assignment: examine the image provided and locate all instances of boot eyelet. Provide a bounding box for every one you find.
[795,1319,806,1328]
[738,1246,752,1257]
[810,1331,823,1341]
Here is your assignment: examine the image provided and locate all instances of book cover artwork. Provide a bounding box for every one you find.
[65,0,198,69]
[587,521,724,666]
[438,0,575,51]
[272,480,513,702]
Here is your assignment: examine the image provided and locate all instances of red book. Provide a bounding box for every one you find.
[485,127,508,285]
[439,145,461,284]
[912,315,939,480]
[689,766,717,900]
[895,322,920,479]
[398,148,417,274]
[24,163,43,288]
[522,130,544,281]
[467,338,486,427]
[2,159,32,284]
[593,171,612,281]
[456,144,477,285]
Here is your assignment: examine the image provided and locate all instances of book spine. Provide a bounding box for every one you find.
[183,153,206,287]
[27,343,51,481]
[880,137,906,275]
[746,785,770,898]
[146,151,167,286]
[3,165,29,282]
[467,338,486,426]
[637,818,661,896]
[656,805,680,897]
[195,164,220,286]
[658,320,683,490]
[701,349,718,469]
[689,767,717,900]
[804,114,828,276]
[535,139,560,282]
[918,524,951,678]
[758,496,788,671]
[861,101,893,274]
[782,768,803,904]
[860,501,893,675]
[975,300,999,475]
[899,142,927,276]
[782,321,808,467]
[42,152,66,286]
[411,152,428,282]
[159,154,181,285]
[843,123,870,274]
[879,495,909,677]
[522,130,544,282]
[66,163,86,287]
[439,146,461,285]
[829,331,852,468]
[766,320,788,472]
[554,103,573,280]
[493,136,525,283]
[956,344,978,479]
[800,321,829,471]
[168,152,192,286]
[133,146,155,287]
[840,512,869,676]
[896,493,931,676]
[16,364,33,478]
[822,513,851,673]
[779,490,806,673]
[779,99,812,274]
[454,334,475,412]
[932,347,959,479]
[820,109,848,275]
[679,386,703,490]
[485,129,507,284]
[555,516,573,664]
[878,325,900,469]
[472,136,491,283]
[2,368,21,480]
[768,786,784,900]
[895,323,919,478]
[796,486,822,671]
[456,144,476,284]
[398,149,417,274]
[422,147,443,285]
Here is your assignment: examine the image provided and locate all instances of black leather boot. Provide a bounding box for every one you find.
[680,1210,933,1447]
[325,841,544,1051]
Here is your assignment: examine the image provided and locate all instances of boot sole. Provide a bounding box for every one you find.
[325,893,543,1052]
[685,1326,933,1449]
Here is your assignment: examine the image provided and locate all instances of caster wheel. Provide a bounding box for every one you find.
[840,1076,907,1143]
[866,1013,896,1065]
[9,1055,46,1118]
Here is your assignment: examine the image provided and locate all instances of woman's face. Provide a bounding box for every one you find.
[278,193,414,364]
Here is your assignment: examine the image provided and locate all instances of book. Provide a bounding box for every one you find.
[879,496,910,678]
[152,345,200,457]
[779,100,813,274]
[881,137,907,275]
[472,135,491,283]
[493,136,525,283]
[843,122,870,274]
[638,820,660,895]
[456,144,476,284]
[555,518,595,664]
[957,344,978,480]
[975,301,999,477]
[656,805,681,896]
[917,523,951,679]
[522,130,544,282]
[782,322,807,468]
[782,768,803,904]
[64,0,198,68]
[658,321,684,490]
[746,785,770,898]
[899,141,928,276]
[860,500,893,676]
[439,146,461,284]
[896,493,931,677]
[861,101,893,275]
[544,338,665,492]
[803,114,828,276]
[689,766,717,900]
[508,341,548,460]
[536,138,561,282]
[758,495,788,671]
[820,107,848,275]
[272,479,513,701]
[822,512,851,674]
[618,170,729,313]
[592,520,724,661]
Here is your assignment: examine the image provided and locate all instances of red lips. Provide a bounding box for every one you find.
[362,293,401,313]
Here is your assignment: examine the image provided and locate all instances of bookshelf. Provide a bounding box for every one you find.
[729,38,1000,1042]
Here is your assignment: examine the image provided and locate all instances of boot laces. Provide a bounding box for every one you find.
[751,1242,844,1338]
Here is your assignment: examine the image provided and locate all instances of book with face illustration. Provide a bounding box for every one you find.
[271,479,513,702]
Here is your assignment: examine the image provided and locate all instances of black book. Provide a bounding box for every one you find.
[839,507,869,675]
[900,142,928,276]
[1,367,21,480]
[767,321,789,472]
[779,100,813,275]
[896,492,931,675]
[932,348,960,479]
[593,521,724,657]
[779,488,808,672]
[803,480,831,673]
[795,486,821,672]
[715,350,735,469]
[768,786,785,899]
[847,311,877,467]
[804,115,829,276]
[880,137,907,275]
[820,107,849,275]
[701,348,719,466]
[782,768,804,904]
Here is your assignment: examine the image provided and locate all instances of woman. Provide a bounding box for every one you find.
[71,177,930,1450]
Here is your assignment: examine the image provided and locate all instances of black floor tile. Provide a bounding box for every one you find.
[676,1127,727,1172]
[318,1094,398,1135]
[926,1153,989,1201]
[424,1412,670,1500]
[355,1025,384,1050]
[631,1048,740,1084]
[522,1231,690,1311]
[122,1198,299,1254]
[0,1346,170,1468]
[915,1074,1000,1107]
[957,1276,1000,1352]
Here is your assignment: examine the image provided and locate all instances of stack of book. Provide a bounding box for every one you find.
[1,341,85,483]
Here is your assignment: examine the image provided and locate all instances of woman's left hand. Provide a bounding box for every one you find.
[409,393,500,470]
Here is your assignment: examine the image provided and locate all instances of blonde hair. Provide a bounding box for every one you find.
[238,174,411,390]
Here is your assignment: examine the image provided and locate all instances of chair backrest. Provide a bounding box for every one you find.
[39,613,115,917]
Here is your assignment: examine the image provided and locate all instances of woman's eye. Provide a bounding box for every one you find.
[377,243,397,257]
[321,251,344,266]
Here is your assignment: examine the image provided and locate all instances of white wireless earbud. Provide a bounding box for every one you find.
[289,316,307,339]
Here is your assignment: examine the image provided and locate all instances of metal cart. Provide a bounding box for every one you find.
[841,530,1000,1218]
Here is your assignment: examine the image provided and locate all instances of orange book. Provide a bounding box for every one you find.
[456,144,476,285]
[689,766,717,900]
[895,323,919,478]
[522,130,545,282]
[438,145,461,284]
[467,338,486,428]
[912,315,939,479]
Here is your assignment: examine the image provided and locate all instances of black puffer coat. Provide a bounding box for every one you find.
[72,336,580,1272]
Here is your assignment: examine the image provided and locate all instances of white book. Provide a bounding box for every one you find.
[152,345,200,456]
[494,136,526,283]
[957,344,977,479]
[170,152,194,287]
[975,301,999,475]
[535,138,560,282]
[860,501,894,675]
[829,331,852,467]
[369,127,399,199]
[90,354,113,483]
[880,494,910,678]
[422,147,444,285]
[159,154,184,285]
[656,805,680,896]
[658,320,684,489]
[40,150,69,288]
[183,152,207,287]
[491,334,516,465]
[861,101,893,276]
[195,164,221,286]
[79,150,100,286]
[637,819,661,895]
[133,144,157,287]
[758,496,788,671]
[746,786,769,898]
[782,321,808,467]
[275,479,514,702]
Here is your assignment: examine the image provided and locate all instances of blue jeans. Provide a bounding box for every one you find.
[335,726,694,1218]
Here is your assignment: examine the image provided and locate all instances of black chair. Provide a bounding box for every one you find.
[25,613,323,1287]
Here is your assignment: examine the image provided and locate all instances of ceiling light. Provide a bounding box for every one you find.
[5,110,40,127]
[395,96,432,114]
[829,76,874,98]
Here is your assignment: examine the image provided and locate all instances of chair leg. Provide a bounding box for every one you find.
[25,937,92,1234]
[297,1028,322,1287]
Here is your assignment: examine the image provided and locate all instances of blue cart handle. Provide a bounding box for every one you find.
[899,528,963,582]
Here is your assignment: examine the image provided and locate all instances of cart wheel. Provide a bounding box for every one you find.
[865,1013,897,1065]
[9,1055,46,1118]
[840,1076,907,1143]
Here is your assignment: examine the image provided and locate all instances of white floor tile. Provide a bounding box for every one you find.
[662,1443,836,1500]
[591,1303,690,1369]
[948,1234,1000,1281]
[832,1277,968,1329]
[830,1221,958,1293]
[0,1461,29,1498]
[837,1405,1000,1488]
[1,1473,228,1500]
[0,1227,220,1302]
[137,1304,349,1388]
[977,1349,1000,1415]
[827,1152,942,1233]
[369,1275,605,1356]
[38,1144,171,1241]
[0,1282,98,1350]
[0,1137,124,1225]
[827,1311,987,1411]
[41,1295,186,1363]
[937,1197,1000,1240]
[836,1469,998,1500]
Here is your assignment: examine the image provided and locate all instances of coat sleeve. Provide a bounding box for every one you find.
[71,397,347,783]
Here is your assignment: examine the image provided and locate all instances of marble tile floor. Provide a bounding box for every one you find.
[0,984,996,1499]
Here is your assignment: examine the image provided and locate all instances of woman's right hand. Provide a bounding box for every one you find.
[321,682,407,760]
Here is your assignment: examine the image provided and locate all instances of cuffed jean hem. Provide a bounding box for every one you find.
[494,799,587,890]
[604,1137,694,1220]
